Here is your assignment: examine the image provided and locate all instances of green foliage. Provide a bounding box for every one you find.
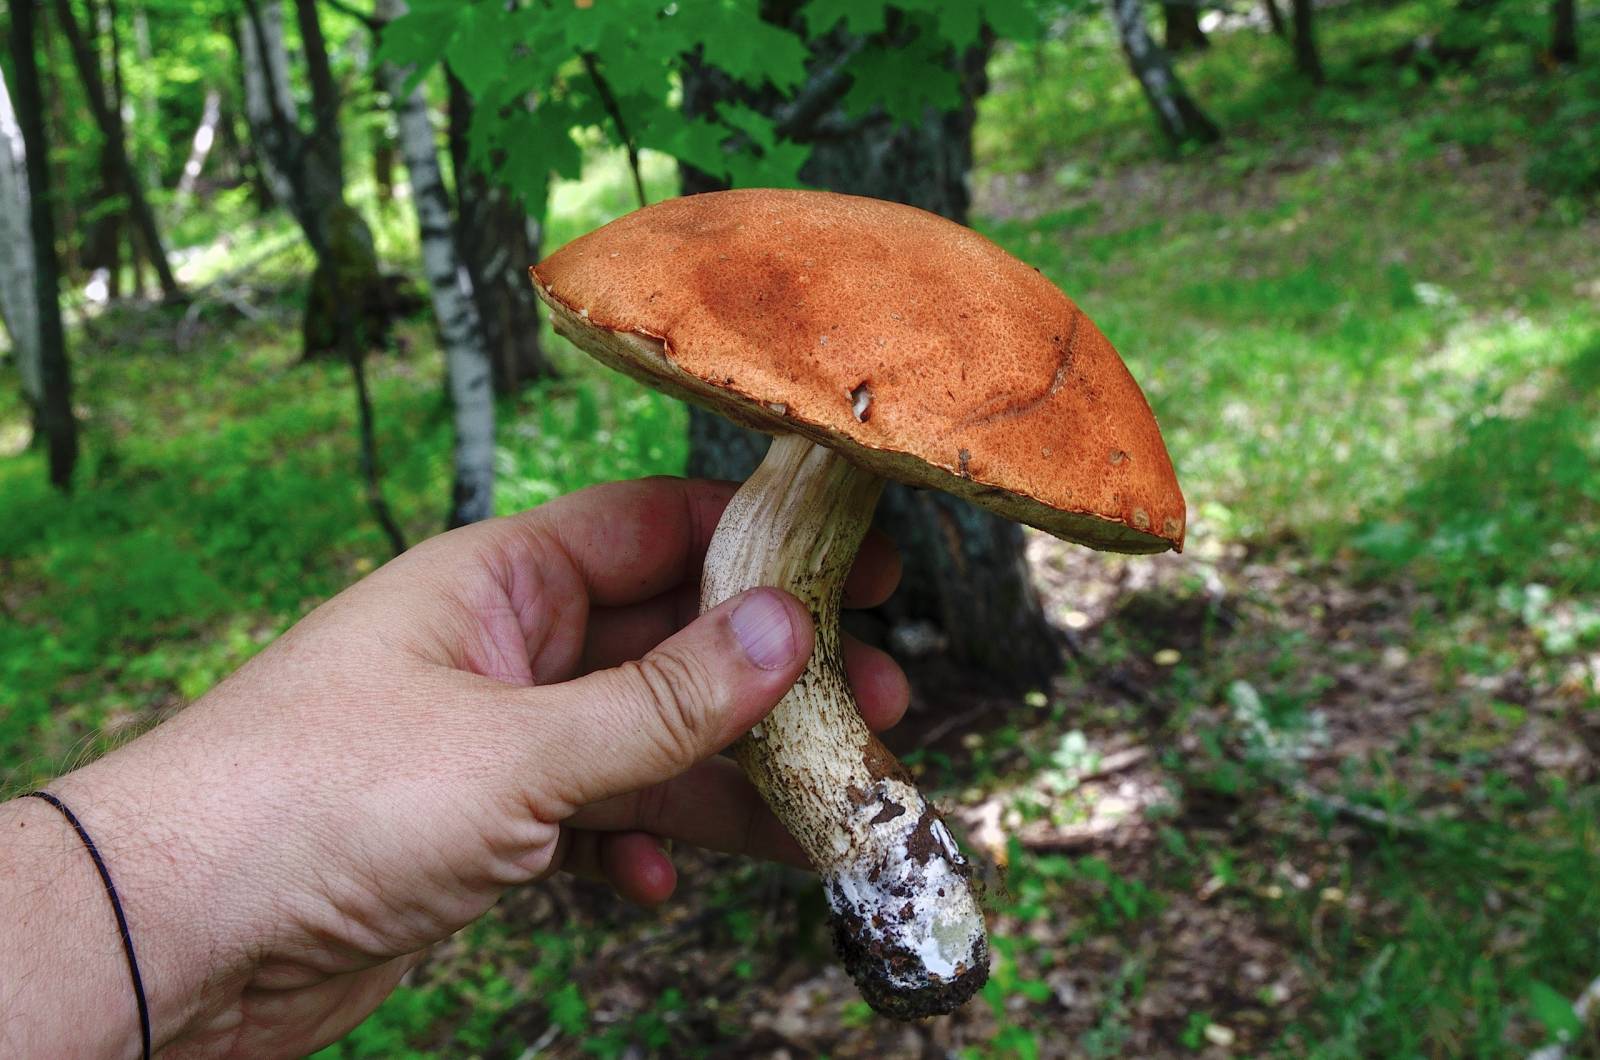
[1527,66,1600,197]
[379,0,1045,214]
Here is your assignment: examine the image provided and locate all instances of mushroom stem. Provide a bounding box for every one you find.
[702,432,989,1018]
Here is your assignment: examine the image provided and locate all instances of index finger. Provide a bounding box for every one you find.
[513,476,738,607]
[502,476,901,610]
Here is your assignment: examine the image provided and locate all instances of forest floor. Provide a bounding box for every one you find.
[3,1,1599,1057]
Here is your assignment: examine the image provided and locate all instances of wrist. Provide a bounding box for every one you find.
[0,794,146,1059]
[18,706,282,1054]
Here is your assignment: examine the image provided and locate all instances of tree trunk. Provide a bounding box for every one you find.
[1289,0,1327,83]
[378,0,496,527]
[447,75,554,394]
[1107,0,1222,147]
[1263,0,1288,38]
[174,88,222,208]
[1163,3,1211,51]
[0,66,42,427]
[53,0,180,300]
[240,0,383,359]
[234,1,296,208]
[10,0,78,489]
[680,19,1061,687]
[1550,0,1578,62]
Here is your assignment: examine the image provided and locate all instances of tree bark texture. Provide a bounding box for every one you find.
[240,0,384,361]
[174,88,222,206]
[447,75,554,394]
[52,0,181,299]
[379,0,496,527]
[1550,0,1578,62]
[1107,0,1222,146]
[1163,3,1211,51]
[10,0,78,488]
[1289,0,1327,83]
[235,1,297,208]
[679,14,1061,687]
[0,66,42,423]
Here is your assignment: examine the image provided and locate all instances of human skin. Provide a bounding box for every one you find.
[0,477,910,1058]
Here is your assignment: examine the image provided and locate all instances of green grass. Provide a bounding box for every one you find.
[979,10,1599,602]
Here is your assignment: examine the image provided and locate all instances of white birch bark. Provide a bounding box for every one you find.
[0,68,41,411]
[174,88,221,207]
[1107,0,1220,145]
[377,0,495,525]
[237,1,297,208]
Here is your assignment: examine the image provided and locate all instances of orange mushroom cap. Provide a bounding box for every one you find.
[533,188,1185,553]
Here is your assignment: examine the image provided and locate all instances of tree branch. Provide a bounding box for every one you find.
[319,0,382,32]
[580,51,646,208]
[774,37,864,140]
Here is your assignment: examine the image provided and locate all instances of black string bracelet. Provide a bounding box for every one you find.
[23,790,153,1060]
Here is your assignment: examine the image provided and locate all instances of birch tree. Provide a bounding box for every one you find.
[9,0,78,488]
[235,0,296,207]
[376,0,495,526]
[447,77,553,393]
[239,0,386,359]
[1107,0,1221,147]
[0,68,42,425]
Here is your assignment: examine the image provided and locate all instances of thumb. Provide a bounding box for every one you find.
[525,588,814,811]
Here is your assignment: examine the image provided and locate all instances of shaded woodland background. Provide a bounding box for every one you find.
[1,0,1598,1055]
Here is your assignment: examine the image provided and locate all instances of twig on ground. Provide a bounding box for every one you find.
[514,1022,562,1060]
[919,702,992,748]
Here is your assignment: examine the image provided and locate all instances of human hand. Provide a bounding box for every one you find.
[0,478,907,1058]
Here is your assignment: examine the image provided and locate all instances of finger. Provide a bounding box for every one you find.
[568,757,808,868]
[845,637,910,732]
[522,588,814,811]
[579,583,700,674]
[601,832,677,906]
[581,595,906,731]
[516,478,739,607]
[581,595,907,730]
[549,830,678,906]
[577,531,903,674]
[842,530,902,609]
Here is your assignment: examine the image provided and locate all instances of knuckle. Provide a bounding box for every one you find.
[625,648,718,766]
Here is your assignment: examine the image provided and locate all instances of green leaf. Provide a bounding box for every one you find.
[547,982,589,1036]
[841,40,962,124]
[717,102,778,153]
[374,0,463,75]
[1017,978,1053,1002]
[900,0,984,47]
[724,136,811,188]
[443,5,517,97]
[653,117,736,182]
[981,0,1044,40]
[801,0,888,37]
[1530,981,1584,1042]
[697,1,809,91]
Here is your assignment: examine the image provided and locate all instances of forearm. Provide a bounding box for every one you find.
[0,714,263,1057]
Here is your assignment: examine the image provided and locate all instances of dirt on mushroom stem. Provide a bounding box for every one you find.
[702,432,990,1017]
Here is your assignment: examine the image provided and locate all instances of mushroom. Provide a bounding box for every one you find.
[530,189,1184,1018]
